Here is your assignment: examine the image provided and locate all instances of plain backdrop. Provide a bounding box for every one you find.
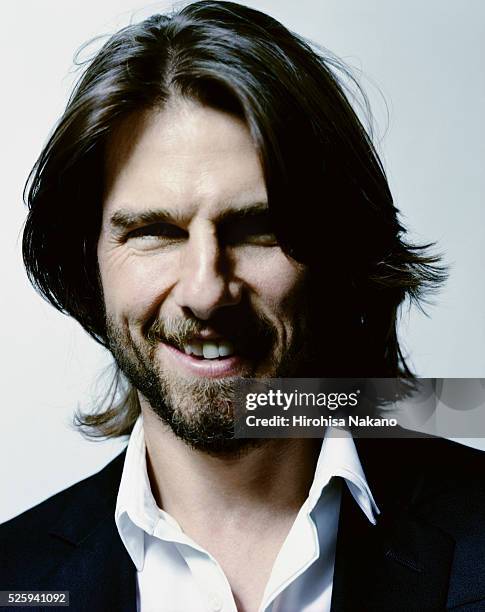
[1,0,484,523]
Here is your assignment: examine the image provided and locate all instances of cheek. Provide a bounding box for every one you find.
[98,245,179,321]
[238,250,307,315]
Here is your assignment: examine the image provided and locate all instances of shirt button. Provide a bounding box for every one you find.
[208,592,223,612]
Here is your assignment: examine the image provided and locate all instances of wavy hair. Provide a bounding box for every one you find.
[22,1,446,437]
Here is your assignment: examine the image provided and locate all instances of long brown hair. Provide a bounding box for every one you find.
[22,1,446,437]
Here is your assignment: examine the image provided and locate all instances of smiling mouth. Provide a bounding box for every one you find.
[160,339,248,378]
[152,322,275,373]
[181,339,235,360]
[159,330,272,378]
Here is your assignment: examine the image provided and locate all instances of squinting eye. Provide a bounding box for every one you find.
[221,216,278,247]
[126,223,187,249]
[243,232,278,246]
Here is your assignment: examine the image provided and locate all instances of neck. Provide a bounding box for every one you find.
[141,405,321,529]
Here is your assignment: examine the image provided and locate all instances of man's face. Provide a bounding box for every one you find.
[97,98,310,452]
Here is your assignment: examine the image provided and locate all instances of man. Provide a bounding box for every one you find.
[1,2,484,611]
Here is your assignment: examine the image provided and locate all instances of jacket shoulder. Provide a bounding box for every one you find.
[358,433,485,498]
[0,451,126,586]
[1,451,126,536]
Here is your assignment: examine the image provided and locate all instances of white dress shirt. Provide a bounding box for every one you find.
[115,416,379,612]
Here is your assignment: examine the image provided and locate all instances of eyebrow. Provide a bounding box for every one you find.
[109,208,185,230]
[108,202,270,231]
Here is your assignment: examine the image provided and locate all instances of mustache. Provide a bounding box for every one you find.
[145,310,277,356]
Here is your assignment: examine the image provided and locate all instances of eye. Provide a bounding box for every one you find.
[221,214,278,247]
[126,223,187,250]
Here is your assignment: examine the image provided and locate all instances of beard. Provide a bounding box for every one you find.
[105,302,312,455]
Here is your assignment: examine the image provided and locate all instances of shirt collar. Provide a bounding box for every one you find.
[308,427,380,524]
[115,416,379,571]
[115,415,155,571]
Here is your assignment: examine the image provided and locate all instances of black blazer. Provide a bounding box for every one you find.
[1,436,485,611]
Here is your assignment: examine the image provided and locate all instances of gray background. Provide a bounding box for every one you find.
[1,0,484,523]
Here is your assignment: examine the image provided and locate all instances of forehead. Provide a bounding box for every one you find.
[103,99,267,220]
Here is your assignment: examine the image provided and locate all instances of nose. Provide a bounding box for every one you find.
[173,224,242,320]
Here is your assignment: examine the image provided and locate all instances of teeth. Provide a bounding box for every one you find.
[182,340,235,359]
[202,342,219,359]
[218,341,234,357]
[191,342,203,356]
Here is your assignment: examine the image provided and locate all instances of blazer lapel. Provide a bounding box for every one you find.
[39,451,137,612]
[331,436,455,611]
[44,514,136,612]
